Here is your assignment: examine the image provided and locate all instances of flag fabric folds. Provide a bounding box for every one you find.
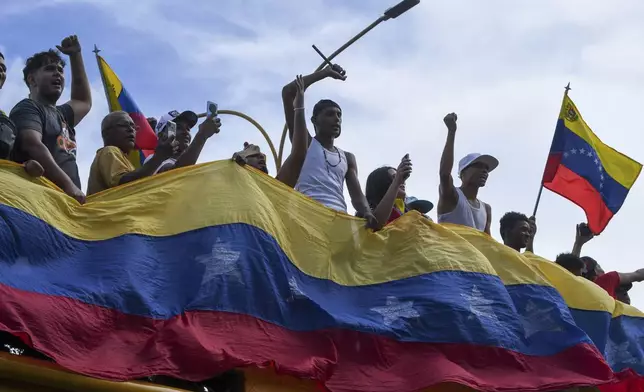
[542,95,642,234]
[96,55,157,168]
[0,160,643,391]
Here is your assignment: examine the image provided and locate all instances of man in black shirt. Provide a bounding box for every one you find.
[10,35,91,203]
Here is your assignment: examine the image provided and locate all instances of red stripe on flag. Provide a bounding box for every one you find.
[0,284,618,391]
[543,162,614,234]
[129,112,157,150]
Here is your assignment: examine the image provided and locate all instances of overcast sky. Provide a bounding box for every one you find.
[1,1,643,303]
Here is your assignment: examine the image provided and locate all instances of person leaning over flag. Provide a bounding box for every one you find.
[571,222,644,299]
[281,66,378,229]
[10,35,91,203]
[437,113,497,234]
[87,111,176,195]
[0,51,43,177]
[144,109,220,175]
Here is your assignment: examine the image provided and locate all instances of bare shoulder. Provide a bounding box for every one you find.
[344,150,356,165]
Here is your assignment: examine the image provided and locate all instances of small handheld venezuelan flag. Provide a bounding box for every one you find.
[541,91,642,234]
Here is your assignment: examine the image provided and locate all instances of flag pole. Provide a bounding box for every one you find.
[532,82,571,217]
[92,44,112,112]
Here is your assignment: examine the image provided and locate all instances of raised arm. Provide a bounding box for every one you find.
[57,35,91,127]
[281,64,346,143]
[438,113,458,213]
[371,155,412,228]
[571,222,594,257]
[168,116,221,171]
[276,75,309,187]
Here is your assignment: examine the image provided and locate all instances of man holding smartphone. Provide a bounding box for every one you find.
[145,109,221,174]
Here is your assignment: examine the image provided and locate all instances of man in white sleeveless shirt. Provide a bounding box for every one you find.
[437,113,498,234]
[281,64,377,228]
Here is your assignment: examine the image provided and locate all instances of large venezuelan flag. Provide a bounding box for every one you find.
[96,55,157,168]
[0,160,643,391]
[542,95,642,234]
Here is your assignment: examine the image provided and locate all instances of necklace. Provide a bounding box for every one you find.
[323,147,342,174]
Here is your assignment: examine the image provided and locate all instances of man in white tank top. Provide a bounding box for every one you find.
[281,64,378,229]
[437,113,498,234]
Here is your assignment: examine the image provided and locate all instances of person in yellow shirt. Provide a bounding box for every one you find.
[87,111,175,195]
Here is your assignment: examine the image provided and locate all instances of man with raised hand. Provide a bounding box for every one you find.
[437,113,497,234]
[146,109,221,175]
[281,65,377,228]
[10,35,91,203]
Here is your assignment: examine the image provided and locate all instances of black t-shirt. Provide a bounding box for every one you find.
[10,99,81,188]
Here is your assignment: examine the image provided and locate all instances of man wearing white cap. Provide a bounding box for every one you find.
[437,113,498,234]
[145,109,220,174]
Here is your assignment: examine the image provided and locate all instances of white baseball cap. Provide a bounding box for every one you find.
[458,153,499,175]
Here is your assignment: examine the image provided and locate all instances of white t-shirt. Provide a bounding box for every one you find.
[143,154,177,175]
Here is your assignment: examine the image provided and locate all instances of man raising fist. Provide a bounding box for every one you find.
[437,113,498,234]
[10,35,92,203]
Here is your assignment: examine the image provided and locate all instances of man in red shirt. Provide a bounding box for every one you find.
[573,222,644,300]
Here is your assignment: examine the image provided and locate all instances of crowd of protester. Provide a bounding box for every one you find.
[0,35,642,391]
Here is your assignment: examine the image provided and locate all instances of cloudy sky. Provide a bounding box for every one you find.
[1,1,643,301]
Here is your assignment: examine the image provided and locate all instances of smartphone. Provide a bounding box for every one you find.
[165,120,177,140]
[207,101,218,118]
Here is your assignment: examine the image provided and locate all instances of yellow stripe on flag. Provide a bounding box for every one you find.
[558,96,642,189]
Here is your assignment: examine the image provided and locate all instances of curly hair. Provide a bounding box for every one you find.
[23,49,65,87]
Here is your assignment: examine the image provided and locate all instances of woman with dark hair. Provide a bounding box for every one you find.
[365,154,412,228]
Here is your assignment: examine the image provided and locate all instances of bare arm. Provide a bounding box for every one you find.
[438,113,458,214]
[525,216,536,253]
[57,36,91,126]
[120,154,169,184]
[618,270,644,285]
[572,223,594,257]
[371,155,412,228]
[276,75,309,187]
[484,203,492,235]
[171,117,221,171]
[345,152,370,216]
[20,129,77,191]
[281,65,346,143]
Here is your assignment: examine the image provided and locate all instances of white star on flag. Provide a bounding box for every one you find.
[520,300,563,338]
[195,238,243,282]
[580,148,586,154]
[287,276,307,301]
[371,296,420,326]
[461,285,500,325]
[605,339,639,366]
[587,151,593,157]
[563,152,569,158]
[571,148,577,154]
[594,158,599,165]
